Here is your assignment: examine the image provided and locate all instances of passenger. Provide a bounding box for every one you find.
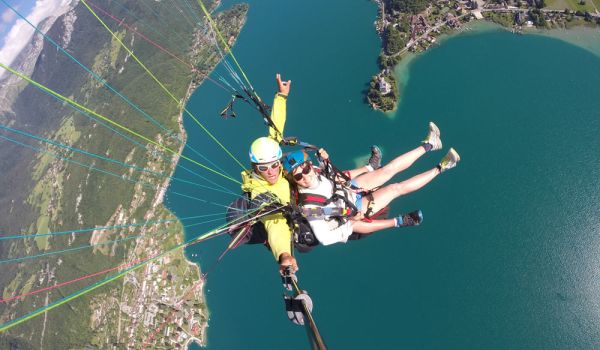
[283,122,460,246]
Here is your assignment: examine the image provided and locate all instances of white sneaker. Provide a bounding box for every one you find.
[422,122,442,151]
[438,148,460,173]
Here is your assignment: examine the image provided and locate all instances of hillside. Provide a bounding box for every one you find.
[0,0,247,348]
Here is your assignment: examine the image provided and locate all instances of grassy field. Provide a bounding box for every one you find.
[2,272,23,300]
[546,0,600,12]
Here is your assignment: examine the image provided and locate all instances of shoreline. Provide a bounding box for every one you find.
[175,79,208,347]
[369,0,600,114]
[532,25,600,56]
[172,3,248,348]
[378,20,503,117]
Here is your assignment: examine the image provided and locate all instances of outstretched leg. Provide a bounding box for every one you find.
[353,146,425,190]
[352,219,396,234]
[353,122,442,190]
[364,168,440,214]
[352,210,423,234]
[360,148,460,214]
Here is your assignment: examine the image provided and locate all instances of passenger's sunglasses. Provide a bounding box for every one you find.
[255,160,281,172]
[293,162,312,181]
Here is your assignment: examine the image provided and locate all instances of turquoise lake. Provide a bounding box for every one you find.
[166,1,600,349]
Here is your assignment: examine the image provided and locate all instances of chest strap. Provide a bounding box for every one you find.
[298,191,358,222]
[298,193,329,206]
[301,207,352,220]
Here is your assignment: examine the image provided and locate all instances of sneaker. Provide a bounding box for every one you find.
[438,148,460,173]
[398,209,423,227]
[367,145,382,170]
[422,122,442,151]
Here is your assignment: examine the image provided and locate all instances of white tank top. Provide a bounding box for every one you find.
[298,174,356,245]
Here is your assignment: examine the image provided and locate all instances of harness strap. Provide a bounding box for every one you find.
[320,159,352,187]
[363,192,376,220]
[219,94,246,119]
[301,207,350,220]
[244,87,284,141]
[298,193,329,206]
[298,191,357,220]
[329,193,358,218]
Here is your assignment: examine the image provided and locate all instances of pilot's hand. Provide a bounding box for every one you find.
[278,253,298,275]
[276,73,291,96]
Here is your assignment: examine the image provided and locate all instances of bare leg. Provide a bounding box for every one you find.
[361,167,439,214]
[351,219,396,234]
[346,166,370,179]
[353,146,426,190]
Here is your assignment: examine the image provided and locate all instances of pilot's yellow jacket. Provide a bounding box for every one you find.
[240,93,292,260]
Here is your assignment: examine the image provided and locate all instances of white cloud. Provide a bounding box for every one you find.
[0,0,73,69]
[1,7,17,23]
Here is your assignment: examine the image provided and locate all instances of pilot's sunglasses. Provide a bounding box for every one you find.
[256,160,281,172]
[293,162,312,181]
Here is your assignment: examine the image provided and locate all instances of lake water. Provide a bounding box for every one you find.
[166,1,600,349]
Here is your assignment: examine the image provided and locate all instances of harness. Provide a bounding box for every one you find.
[301,206,353,219]
[298,192,357,221]
[225,192,288,249]
[314,155,378,220]
[362,192,377,221]
[225,188,323,253]
[287,187,321,253]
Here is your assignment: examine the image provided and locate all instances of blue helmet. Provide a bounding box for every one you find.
[282,150,312,173]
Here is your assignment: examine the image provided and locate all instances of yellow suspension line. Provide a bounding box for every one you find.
[0,202,279,332]
[196,0,274,130]
[0,62,240,184]
[196,0,255,92]
[0,218,235,333]
[80,0,246,171]
[193,2,295,201]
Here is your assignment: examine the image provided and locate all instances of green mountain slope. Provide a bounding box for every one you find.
[0,1,247,348]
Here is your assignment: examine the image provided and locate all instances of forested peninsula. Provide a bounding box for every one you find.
[368,0,600,111]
